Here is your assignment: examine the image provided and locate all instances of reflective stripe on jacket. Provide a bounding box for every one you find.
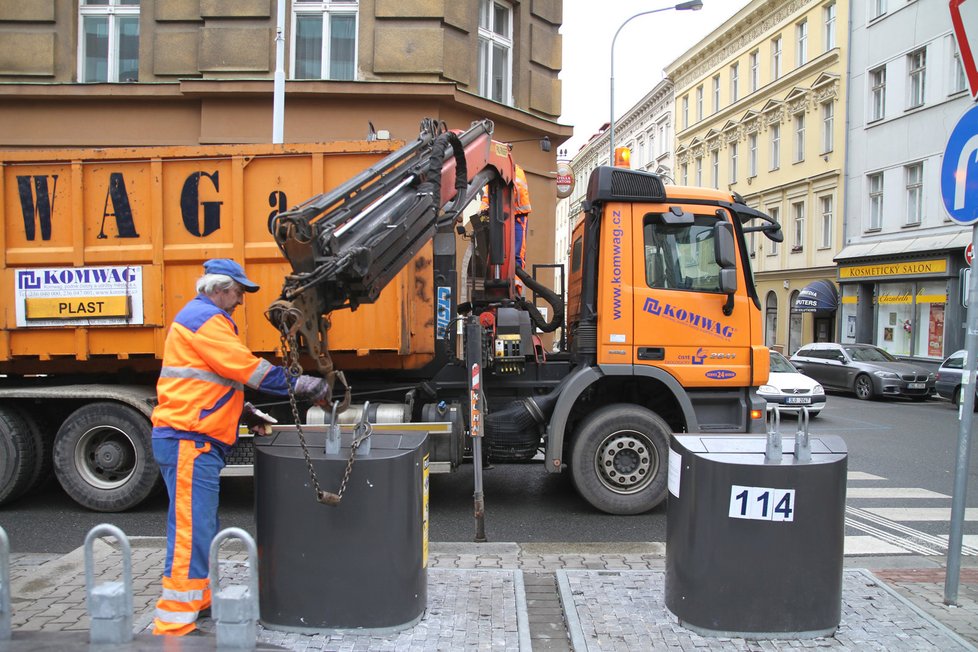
[151,294,289,447]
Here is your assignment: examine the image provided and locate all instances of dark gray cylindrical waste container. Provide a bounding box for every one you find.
[255,427,428,633]
[665,434,847,639]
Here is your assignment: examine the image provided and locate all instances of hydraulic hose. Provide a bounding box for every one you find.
[515,266,564,333]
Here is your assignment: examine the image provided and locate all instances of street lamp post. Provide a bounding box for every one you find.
[609,1,704,163]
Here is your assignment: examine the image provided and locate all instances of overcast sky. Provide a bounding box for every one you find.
[558,0,752,156]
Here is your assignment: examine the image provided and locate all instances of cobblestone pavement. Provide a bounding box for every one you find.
[3,540,977,651]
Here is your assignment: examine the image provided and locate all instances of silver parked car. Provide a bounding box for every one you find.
[758,350,827,417]
[789,343,935,401]
[935,350,976,409]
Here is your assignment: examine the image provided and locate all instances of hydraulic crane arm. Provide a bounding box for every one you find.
[267,118,518,402]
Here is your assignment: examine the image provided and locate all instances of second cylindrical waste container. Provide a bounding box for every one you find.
[665,433,847,638]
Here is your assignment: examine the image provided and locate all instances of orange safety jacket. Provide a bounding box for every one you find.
[151,294,289,451]
[480,165,532,215]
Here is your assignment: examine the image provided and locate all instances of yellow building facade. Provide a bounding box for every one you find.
[666,0,847,355]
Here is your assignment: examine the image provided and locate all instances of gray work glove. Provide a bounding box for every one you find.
[293,374,329,403]
[242,402,277,436]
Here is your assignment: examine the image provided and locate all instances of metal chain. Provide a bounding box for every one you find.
[276,314,363,506]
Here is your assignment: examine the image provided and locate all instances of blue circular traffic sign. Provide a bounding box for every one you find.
[942,104,978,225]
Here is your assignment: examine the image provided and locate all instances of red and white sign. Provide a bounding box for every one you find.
[967,241,974,266]
[950,0,978,100]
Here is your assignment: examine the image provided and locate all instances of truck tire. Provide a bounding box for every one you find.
[0,405,37,505]
[570,404,669,515]
[20,409,53,493]
[52,402,159,512]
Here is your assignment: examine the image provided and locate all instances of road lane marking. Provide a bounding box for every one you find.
[844,535,912,555]
[847,472,886,481]
[846,506,978,556]
[863,507,978,521]
[847,488,950,499]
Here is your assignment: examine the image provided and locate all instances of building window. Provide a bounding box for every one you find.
[796,20,808,67]
[905,163,923,225]
[79,0,140,82]
[711,150,719,189]
[767,207,780,256]
[681,162,688,185]
[868,172,884,230]
[696,85,704,121]
[765,291,779,347]
[695,156,703,186]
[730,142,738,184]
[293,0,358,80]
[730,62,740,102]
[478,0,513,104]
[792,201,805,251]
[770,122,781,170]
[908,48,926,109]
[951,37,967,94]
[870,66,886,121]
[771,36,783,80]
[682,95,689,129]
[824,2,836,51]
[712,75,721,113]
[820,195,833,248]
[748,230,756,258]
[749,50,760,92]
[794,113,805,163]
[872,0,886,19]
[748,132,758,177]
[821,101,834,153]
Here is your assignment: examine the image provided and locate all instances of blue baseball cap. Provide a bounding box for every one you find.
[203,258,260,292]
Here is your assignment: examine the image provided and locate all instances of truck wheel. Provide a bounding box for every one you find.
[570,404,669,515]
[53,403,159,512]
[0,406,37,505]
[19,409,53,493]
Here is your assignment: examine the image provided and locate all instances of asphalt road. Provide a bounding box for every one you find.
[1,392,976,553]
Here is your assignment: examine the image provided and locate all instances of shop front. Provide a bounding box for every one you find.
[835,250,967,363]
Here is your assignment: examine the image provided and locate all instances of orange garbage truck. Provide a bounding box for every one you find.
[0,119,782,514]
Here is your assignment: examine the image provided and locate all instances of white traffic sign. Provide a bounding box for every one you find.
[950,0,978,100]
[942,104,978,224]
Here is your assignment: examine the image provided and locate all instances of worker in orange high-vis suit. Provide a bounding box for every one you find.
[150,258,328,636]
[480,164,532,269]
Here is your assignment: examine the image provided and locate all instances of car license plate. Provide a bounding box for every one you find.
[908,382,925,390]
[785,397,811,404]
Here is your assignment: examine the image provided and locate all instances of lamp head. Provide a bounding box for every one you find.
[676,1,704,10]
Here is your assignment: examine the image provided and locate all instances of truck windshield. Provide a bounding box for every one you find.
[643,213,724,293]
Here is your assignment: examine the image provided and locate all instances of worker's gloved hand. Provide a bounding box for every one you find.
[293,375,329,404]
[242,402,277,436]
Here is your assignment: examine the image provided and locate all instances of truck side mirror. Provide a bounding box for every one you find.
[714,221,738,311]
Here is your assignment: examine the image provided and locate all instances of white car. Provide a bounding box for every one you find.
[758,350,826,418]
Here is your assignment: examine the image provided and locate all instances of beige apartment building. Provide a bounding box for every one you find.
[0,0,569,276]
[666,0,847,355]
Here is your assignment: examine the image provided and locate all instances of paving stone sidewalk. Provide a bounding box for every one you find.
[4,540,977,651]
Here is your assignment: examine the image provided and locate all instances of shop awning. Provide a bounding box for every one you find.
[793,279,838,313]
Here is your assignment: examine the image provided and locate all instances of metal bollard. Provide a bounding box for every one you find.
[84,524,133,645]
[209,527,259,649]
[765,406,783,463]
[795,406,812,463]
[1,526,10,641]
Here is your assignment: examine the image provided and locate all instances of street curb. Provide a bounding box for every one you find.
[555,569,587,652]
[513,570,532,652]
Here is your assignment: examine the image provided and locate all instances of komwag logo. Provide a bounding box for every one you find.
[642,298,735,339]
[610,210,623,320]
[677,347,707,365]
[17,266,138,290]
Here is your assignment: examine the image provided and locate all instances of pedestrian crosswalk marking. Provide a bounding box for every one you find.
[847,487,951,499]
[847,472,885,481]
[863,507,978,521]
[844,535,915,555]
